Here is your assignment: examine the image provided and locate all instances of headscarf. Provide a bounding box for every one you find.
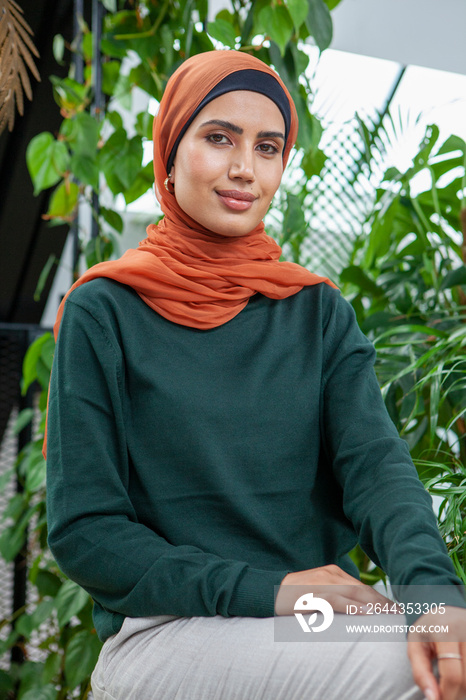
[50,50,335,341]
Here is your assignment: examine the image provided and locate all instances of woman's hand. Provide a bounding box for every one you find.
[274,564,394,615]
[407,607,466,700]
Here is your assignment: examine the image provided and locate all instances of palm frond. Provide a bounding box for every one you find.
[0,0,40,135]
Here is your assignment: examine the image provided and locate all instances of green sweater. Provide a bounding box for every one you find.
[46,279,463,642]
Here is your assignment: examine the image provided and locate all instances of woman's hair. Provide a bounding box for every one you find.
[152,51,299,215]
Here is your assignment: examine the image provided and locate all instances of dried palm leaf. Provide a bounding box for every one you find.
[0,0,40,135]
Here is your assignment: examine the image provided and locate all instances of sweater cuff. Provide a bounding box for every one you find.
[398,584,466,627]
[228,567,289,617]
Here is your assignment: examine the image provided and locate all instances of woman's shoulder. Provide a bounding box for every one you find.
[62,279,144,341]
[292,279,347,316]
[67,278,139,314]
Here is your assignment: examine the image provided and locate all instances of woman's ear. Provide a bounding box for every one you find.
[169,166,175,184]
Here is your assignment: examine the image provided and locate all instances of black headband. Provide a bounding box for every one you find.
[166,68,291,174]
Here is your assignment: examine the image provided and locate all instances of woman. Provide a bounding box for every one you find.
[45,50,466,700]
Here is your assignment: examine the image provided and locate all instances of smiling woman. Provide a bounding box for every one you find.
[169,91,285,237]
[44,50,466,700]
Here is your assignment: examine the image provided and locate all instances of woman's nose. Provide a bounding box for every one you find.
[228,147,255,182]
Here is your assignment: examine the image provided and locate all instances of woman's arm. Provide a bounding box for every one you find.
[319,292,466,700]
[320,293,464,598]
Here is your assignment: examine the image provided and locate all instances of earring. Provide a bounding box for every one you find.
[164,175,174,193]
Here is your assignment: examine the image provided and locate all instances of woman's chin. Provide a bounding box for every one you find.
[194,213,263,238]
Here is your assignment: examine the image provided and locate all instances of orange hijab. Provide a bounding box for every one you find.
[51,50,336,340]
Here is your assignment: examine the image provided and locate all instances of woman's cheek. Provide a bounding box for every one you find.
[185,143,226,180]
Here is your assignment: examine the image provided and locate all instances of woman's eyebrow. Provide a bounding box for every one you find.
[199,120,285,142]
[257,130,285,141]
[200,119,243,134]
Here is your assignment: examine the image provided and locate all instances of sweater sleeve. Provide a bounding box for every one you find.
[320,291,465,613]
[46,296,287,628]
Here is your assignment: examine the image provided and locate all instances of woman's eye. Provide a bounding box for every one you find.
[257,143,279,154]
[207,133,229,144]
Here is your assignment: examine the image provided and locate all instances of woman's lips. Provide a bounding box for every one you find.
[216,190,257,211]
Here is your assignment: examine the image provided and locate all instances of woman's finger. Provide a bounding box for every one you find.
[434,642,465,700]
[407,640,439,700]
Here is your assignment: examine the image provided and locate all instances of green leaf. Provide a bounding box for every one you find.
[104,168,126,196]
[55,580,90,627]
[259,6,294,55]
[16,600,55,638]
[41,652,62,685]
[340,265,382,297]
[99,127,135,192]
[282,193,306,244]
[412,124,440,172]
[289,42,310,76]
[102,60,121,96]
[46,181,80,219]
[440,266,466,290]
[123,161,154,204]
[306,0,333,52]
[21,684,58,700]
[301,146,326,177]
[159,24,174,72]
[50,75,89,111]
[0,467,14,492]
[34,569,63,598]
[383,166,402,181]
[285,0,308,30]
[118,137,144,189]
[82,31,93,62]
[363,200,396,268]
[99,124,127,156]
[0,523,26,562]
[25,447,46,493]
[70,153,100,189]
[135,111,153,140]
[26,133,70,195]
[64,630,102,689]
[101,207,124,234]
[437,134,466,156]
[128,62,163,99]
[0,669,14,695]
[196,0,208,21]
[34,254,57,302]
[40,335,55,371]
[35,356,51,391]
[106,110,123,131]
[2,493,24,522]
[207,18,237,47]
[13,408,34,435]
[60,111,100,158]
[112,71,133,110]
[85,235,114,268]
[324,0,343,8]
[73,112,100,154]
[53,34,65,64]
[294,90,322,153]
[101,0,117,12]
[16,660,44,690]
[403,417,428,451]
[22,333,53,395]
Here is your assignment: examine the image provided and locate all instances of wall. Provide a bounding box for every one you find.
[331,0,466,74]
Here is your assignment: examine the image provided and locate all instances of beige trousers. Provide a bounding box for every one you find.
[91,614,425,700]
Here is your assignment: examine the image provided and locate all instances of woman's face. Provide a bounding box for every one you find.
[169,90,286,237]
